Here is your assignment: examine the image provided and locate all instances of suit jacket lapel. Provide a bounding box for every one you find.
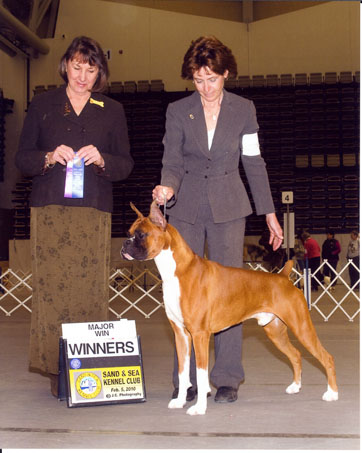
[210,90,236,154]
[186,91,210,158]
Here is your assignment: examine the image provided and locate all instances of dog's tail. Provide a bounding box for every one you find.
[280,260,293,277]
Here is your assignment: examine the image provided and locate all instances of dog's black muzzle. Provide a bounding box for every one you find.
[121,237,148,261]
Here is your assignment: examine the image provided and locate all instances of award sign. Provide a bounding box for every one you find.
[61,320,146,408]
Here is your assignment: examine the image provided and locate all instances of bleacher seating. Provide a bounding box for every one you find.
[280,74,294,86]
[252,75,266,88]
[33,85,47,95]
[0,93,14,183]
[224,78,238,90]
[238,75,250,89]
[266,74,279,87]
[150,80,165,92]
[12,72,359,238]
[109,81,124,94]
[295,73,308,86]
[137,80,150,92]
[124,81,137,93]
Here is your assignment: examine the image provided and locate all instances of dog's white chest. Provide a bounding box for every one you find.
[154,248,183,324]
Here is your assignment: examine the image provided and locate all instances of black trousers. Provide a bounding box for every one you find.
[323,259,338,286]
[348,256,360,290]
[308,256,323,290]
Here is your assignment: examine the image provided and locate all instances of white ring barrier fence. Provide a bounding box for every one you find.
[0,261,359,322]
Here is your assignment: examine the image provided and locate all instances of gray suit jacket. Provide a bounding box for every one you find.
[161,89,275,224]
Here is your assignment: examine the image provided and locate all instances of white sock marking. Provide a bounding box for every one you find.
[323,385,338,401]
[286,381,301,394]
[186,368,210,416]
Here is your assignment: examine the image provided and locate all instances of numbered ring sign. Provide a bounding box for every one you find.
[282,191,293,204]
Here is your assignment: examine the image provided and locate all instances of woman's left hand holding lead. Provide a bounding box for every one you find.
[77,144,105,167]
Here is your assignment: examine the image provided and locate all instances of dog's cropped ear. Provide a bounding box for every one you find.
[149,200,167,230]
[130,202,144,219]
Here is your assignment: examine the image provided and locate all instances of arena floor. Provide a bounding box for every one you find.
[0,296,359,451]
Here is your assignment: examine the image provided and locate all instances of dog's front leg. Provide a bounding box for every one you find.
[168,323,192,409]
[187,331,211,416]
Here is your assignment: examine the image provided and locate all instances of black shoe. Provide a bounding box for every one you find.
[172,387,197,402]
[214,386,238,403]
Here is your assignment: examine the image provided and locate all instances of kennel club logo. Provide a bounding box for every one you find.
[76,372,102,399]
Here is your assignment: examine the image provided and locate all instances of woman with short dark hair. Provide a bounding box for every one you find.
[16,36,133,396]
[58,35,109,92]
[181,36,238,80]
[153,36,283,404]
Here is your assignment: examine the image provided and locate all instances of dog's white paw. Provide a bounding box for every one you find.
[322,386,338,402]
[186,403,206,416]
[286,381,301,394]
[168,398,186,409]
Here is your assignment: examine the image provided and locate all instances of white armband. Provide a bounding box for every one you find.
[242,133,261,156]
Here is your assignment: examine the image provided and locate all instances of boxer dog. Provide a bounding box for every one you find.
[121,202,338,415]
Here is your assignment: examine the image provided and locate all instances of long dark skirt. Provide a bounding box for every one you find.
[29,205,111,375]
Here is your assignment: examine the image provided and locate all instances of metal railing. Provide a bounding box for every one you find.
[0,261,359,322]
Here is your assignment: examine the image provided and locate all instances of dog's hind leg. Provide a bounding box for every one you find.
[168,322,192,409]
[285,309,338,401]
[187,331,211,415]
[263,317,302,395]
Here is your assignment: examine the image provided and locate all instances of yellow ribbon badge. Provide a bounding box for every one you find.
[90,98,104,108]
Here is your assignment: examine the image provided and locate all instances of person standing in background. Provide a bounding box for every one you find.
[347,230,360,290]
[16,36,133,396]
[302,231,323,292]
[321,231,341,289]
[293,231,306,274]
[293,231,305,288]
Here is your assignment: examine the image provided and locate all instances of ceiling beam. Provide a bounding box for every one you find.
[242,0,253,24]
[0,4,49,56]
[28,0,53,32]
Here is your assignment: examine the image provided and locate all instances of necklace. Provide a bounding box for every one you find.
[201,94,223,121]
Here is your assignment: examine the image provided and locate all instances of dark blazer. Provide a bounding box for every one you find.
[16,86,133,213]
[161,89,275,223]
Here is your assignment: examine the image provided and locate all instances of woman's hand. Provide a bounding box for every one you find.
[48,145,75,165]
[266,213,284,251]
[77,144,104,167]
[152,185,174,205]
